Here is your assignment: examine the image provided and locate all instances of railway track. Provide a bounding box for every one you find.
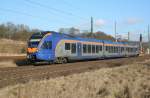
[0,55,149,88]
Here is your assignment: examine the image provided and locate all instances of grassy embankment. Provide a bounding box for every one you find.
[0,59,149,98]
[0,39,26,56]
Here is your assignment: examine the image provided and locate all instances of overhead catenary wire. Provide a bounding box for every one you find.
[24,0,88,21]
[59,0,83,11]
[0,7,74,27]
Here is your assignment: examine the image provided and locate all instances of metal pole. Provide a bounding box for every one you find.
[148,24,150,42]
[140,34,143,54]
[91,17,93,34]
[128,32,130,41]
[115,21,117,42]
[148,24,150,54]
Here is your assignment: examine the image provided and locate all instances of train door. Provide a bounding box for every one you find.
[77,43,82,57]
[102,41,105,58]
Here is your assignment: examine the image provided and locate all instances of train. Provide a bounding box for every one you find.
[27,31,139,64]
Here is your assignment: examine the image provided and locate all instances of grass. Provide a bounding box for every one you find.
[0,60,17,68]
[0,60,150,98]
[0,39,26,54]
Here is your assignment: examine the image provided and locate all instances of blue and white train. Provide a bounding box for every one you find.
[27,31,139,64]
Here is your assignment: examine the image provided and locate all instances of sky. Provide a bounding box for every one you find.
[0,0,150,41]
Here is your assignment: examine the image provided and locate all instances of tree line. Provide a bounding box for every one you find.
[0,22,115,41]
[59,27,115,41]
[0,22,39,41]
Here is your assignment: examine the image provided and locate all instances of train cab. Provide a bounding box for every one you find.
[27,31,52,62]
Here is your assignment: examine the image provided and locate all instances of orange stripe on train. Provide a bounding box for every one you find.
[63,40,103,45]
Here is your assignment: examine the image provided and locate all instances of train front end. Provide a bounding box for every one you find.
[27,32,43,63]
[27,31,57,64]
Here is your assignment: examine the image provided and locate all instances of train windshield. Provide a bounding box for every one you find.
[28,32,51,48]
[28,32,44,48]
[28,41,39,48]
[28,32,43,48]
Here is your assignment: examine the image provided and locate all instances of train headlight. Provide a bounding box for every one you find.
[27,48,38,53]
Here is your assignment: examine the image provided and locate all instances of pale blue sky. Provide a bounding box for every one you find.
[0,0,150,41]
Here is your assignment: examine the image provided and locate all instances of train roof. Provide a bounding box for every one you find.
[37,31,138,47]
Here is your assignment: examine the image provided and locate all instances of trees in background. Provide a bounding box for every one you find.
[80,31,115,41]
[0,22,38,41]
[59,27,80,35]
[59,27,115,41]
[0,22,115,41]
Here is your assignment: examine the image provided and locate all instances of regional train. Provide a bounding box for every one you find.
[27,31,139,64]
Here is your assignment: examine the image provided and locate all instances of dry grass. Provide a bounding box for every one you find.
[0,39,26,54]
[0,60,149,98]
[0,60,17,68]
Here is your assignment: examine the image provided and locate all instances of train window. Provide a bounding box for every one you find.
[41,41,52,49]
[65,43,70,50]
[120,47,122,52]
[71,43,76,54]
[126,48,129,52]
[109,46,111,53]
[92,45,95,53]
[28,41,39,48]
[108,46,110,53]
[110,46,112,53]
[135,48,137,52]
[106,46,108,51]
[112,47,114,53]
[116,47,118,53]
[121,47,124,52]
[115,47,117,53]
[99,45,102,51]
[96,45,99,53]
[88,45,91,53]
[113,47,115,53]
[129,48,131,52]
[83,44,87,53]
[110,46,113,53]
[132,48,133,52]
[114,47,116,53]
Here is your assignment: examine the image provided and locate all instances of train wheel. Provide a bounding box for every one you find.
[62,57,67,64]
[55,57,67,64]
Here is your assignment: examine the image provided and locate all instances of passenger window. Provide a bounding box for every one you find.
[116,47,118,53]
[108,46,110,53]
[92,45,95,53]
[83,44,87,53]
[99,45,102,51]
[65,43,70,50]
[110,46,113,53]
[71,43,76,54]
[96,45,99,53]
[109,47,111,53]
[88,45,91,53]
[106,46,108,51]
[114,47,116,53]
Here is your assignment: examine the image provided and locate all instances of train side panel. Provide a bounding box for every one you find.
[55,39,104,61]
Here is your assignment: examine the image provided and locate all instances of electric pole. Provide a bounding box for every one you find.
[148,24,150,42]
[91,17,93,34]
[114,21,117,42]
[128,32,130,41]
[140,34,143,55]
